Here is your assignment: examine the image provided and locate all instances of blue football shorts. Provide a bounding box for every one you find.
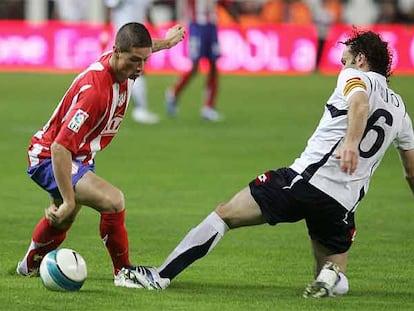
[249,168,356,254]
[27,158,95,200]
[188,22,220,61]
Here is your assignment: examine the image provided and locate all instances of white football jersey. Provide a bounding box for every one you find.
[290,68,414,211]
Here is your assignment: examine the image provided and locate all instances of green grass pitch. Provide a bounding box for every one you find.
[0,72,413,310]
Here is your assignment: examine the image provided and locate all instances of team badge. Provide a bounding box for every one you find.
[255,171,271,185]
[68,109,89,133]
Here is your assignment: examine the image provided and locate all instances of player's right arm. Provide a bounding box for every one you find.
[46,82,106,225]
[46,142,76,225]
[151,24,185,52]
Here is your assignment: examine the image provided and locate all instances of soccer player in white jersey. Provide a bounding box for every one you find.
[166,0,223,121]
[16,22,185,289]
[131,29,414,296]
[104,0,160,124]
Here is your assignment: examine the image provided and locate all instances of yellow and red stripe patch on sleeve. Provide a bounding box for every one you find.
[343,77,367,96]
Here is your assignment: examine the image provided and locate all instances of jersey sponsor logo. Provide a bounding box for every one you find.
[255,171,271,185]
[343,77,366,96]
[67,109,89,133]
[102,116,123,135]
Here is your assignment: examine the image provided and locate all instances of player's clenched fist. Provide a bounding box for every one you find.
[165,24,186,47]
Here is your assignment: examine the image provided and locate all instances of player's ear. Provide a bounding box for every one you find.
[357,53,366,64]
[354,52,367,70]
[113,46,121,57]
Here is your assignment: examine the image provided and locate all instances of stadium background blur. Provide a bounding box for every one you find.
[2,0,414,25]
[1,0,414,75]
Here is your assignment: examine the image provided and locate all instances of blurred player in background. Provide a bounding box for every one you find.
[166,0,223,121]
[131,29,414,297]
[53,0,88,22]
[16,22,185,289]
[104,0,160,124]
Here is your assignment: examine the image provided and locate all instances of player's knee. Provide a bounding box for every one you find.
[111,189,125,212]
[102,189,125,212]
[215,202,235,228]
[214,202,226,216]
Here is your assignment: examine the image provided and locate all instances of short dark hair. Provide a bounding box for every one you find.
[341,28,393,79]
[115,22,152,52]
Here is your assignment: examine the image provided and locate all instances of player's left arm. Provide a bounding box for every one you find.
[46,141,77,226]
[335,91,369,175]
[151,24,185,52]
[398,148,414,194]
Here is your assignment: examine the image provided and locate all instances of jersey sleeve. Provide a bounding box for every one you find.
[55,84,108,154]
[337,68,371,101]
[394,112,414,151]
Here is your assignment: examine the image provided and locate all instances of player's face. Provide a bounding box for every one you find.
[114,46,152,81]
[341,47,358,69]
[340,46,367,72]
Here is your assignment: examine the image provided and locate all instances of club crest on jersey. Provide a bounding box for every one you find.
[255,171,271,185]
[68,109,89,133]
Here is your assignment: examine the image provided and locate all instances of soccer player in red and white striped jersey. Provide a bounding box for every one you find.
[17,22,185,289]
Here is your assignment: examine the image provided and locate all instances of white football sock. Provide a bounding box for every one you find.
[158,212,229,279]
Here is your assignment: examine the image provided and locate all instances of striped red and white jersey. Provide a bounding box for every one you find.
[186,0,217,24]
[28,52,133,167]
[290,68,414,211]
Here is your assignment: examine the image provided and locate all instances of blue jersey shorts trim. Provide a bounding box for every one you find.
[27,159,95,200]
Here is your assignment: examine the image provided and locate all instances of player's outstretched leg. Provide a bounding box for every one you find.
[130,211,229,289]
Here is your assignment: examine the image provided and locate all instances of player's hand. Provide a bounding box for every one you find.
[335,143,359,175]
[45,201,75,226]
[165,24,185,48]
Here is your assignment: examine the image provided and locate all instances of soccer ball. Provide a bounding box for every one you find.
[39,248,87,291]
